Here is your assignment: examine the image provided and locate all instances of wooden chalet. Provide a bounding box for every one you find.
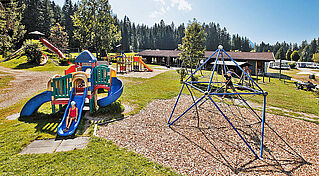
[139,50,275,75]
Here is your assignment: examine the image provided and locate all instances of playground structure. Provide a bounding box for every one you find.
[20,50,123,136]
[115,53,153,74]
[168,45,268,159]
[2,37,65,64]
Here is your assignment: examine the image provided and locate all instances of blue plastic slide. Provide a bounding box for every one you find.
[20,91,52,116]
[57,87,88,136]
[97,77,123,107]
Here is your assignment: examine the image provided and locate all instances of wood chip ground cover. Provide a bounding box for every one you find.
[98,95,319,175]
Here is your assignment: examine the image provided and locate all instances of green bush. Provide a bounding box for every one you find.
[59,57,69,66]
[176,68,187,83]
[23,40,44,65]
[288,62,296,69]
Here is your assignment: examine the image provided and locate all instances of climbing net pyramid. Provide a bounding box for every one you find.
[168,46,268,159]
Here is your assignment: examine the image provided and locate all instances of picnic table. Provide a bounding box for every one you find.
[295,81,318,91]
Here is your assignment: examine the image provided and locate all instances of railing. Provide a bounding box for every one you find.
[93,65,110,86]
[51,74,72,98]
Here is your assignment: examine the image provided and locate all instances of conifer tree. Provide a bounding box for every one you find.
[0,0,26,57]
[286,49,292,60]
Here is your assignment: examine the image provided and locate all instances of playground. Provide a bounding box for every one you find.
[0,46,318,175]
[2,0,319,174]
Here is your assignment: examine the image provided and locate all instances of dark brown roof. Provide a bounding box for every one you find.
[138,50,275,61]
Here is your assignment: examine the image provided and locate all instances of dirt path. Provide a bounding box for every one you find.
[0,66,55,109]
[117,68,168,78]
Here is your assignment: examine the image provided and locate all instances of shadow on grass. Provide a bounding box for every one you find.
[18,101,125,140]
[18,111,89,139]
[266,73,292,80]
[18,112,63,136]
[14,62,39,69]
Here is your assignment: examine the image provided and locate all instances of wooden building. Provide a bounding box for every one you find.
[139,50,275,75]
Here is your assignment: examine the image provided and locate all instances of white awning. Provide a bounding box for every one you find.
[210,61,247,66]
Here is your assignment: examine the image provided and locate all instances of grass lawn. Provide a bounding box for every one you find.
[0,55,69,72]
[120,70,181,114]
[1,60,319,175]
[250,78,319,116]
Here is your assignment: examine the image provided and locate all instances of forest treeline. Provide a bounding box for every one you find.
[1,0,319,62]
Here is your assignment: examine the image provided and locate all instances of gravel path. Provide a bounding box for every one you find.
[98,95,319,175]
[0,66,54,109]
[117,69,168,78]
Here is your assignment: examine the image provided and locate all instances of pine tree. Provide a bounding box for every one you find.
[293,43,298,51]
[286,49,292,60]
[241,37,251,52]
[121,16,130,52]
[130,23,138,51]
[0,0,26,57]
[21,0,43,34]
[51,1,62,26]
[301,45,311,61]
[41,0,54,35]
[300,40,308,50]
[62,0,75,47]
[309,38,317,56]
[275,47,285,60]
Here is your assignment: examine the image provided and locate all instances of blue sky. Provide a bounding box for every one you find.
[54,0,319,45]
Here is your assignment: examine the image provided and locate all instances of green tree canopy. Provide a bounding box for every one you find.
[286,48,292,60]
[0,0,26,57]
[49,23,68,49]
[291,50,300,61]
[312,53,319,63]
[309,38,317,55]
[72,0,121,54]
[23,39,44,64]
[178,19,207,72]
[275,46,285,60]
[301,45,311,61]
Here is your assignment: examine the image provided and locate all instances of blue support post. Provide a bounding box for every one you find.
[169,95,205,126]
[185,50,219,82]
[185,84,200,127]
[185,82,205,93]
[237,94,262,121]
[168,84,185,124]
[208,96,259,158]
[260,94,267,158]
[207,49,221,91]
[222,49,264,92]
[222,52,226,73]
[209,92,264,96]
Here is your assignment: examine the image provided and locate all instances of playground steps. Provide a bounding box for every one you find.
[52,98,70,105]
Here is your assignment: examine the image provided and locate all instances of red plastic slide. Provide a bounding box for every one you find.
[40,38,66,58]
